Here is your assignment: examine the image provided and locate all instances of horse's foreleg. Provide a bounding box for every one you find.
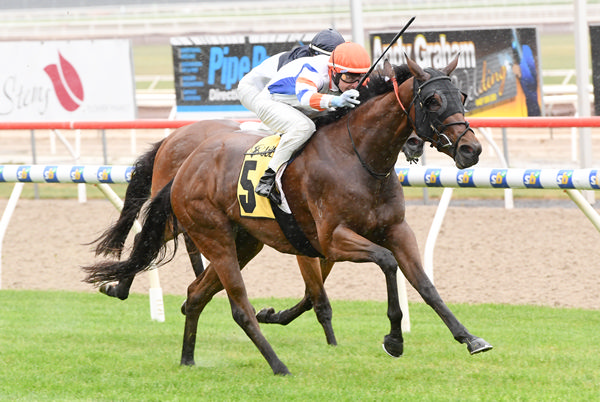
[300,257,336,345]
[256,257,337,346]
[256,255,315,324]
[387,221,493,355]
[326,226,404,357]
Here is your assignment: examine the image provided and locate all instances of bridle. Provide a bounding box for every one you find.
[393,70,473,158]
[346,69,473,181]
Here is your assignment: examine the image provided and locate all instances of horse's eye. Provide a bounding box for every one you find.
[424,96,441,112]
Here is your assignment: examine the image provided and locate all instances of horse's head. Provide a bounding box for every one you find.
[397,57,482,169]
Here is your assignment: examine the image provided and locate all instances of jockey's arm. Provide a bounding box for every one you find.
[295,70,336,112]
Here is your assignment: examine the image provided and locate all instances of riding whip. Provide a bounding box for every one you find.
[357,15,416,87]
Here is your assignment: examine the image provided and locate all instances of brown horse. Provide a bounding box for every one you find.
[84,57,489,375]
[93,116,423,338]
[93,125,423,301]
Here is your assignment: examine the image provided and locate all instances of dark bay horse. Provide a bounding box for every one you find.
[93,119,423,346]
[84,57,490,375]
[93,125,423,300]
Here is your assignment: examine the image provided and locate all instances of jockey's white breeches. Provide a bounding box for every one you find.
[252,90,316,172]
[237,80,261,113]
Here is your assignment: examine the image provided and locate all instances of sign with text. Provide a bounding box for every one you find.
[0,40,136,121]
[171,34,313,117]
[369,27,543,117]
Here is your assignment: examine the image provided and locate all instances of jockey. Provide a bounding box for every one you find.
[252,41,371,204]
[237,28,345,114]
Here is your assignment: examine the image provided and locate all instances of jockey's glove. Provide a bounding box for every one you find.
[330,89,360,108]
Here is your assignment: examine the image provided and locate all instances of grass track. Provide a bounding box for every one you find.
[1,290,598,401]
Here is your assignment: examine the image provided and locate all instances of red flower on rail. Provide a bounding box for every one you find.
[44,52,85,112]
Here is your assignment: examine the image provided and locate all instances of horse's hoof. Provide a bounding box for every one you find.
[99,283,128,300]
[99,283,117,298]
[99,283,111,295]
[466,337,493,355]
[256,307,276,323]
[180,358,195,366]
[382,334,403,358]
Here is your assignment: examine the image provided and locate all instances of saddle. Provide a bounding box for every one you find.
[236,133,323,258]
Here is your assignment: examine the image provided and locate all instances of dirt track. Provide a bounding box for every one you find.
[1,198,598,310]
[1,126,599,310]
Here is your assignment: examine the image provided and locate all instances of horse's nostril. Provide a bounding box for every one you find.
[407,138,422,147]
[459,144,474,156]
[459,143,482,158]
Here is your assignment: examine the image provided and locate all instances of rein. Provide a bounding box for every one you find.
[345,68,473,181]
[346,116,392,180]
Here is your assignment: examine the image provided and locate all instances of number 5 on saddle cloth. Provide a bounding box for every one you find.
[237,134,323,258]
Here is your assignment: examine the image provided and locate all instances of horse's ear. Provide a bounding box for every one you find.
[383,59,395,79]
[405,53,428,81]
[441,53,460,76]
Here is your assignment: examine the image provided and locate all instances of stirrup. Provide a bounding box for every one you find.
[255,168,281,205]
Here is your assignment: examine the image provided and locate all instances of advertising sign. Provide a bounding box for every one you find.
[0,40,136,121]
[171,34,313,117]
[590,24,600,116]
[370,27,543,117]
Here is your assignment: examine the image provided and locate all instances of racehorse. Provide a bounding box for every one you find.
[92,113,424,343]
[84,57,490,375]
[93,125,423,301]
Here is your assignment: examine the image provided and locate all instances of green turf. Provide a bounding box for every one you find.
[0,290,598,401]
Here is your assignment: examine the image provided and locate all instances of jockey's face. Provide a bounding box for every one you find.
[338,73,364,92]
[338,79,359,92]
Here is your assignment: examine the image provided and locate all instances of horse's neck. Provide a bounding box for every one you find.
[345,92,411,175]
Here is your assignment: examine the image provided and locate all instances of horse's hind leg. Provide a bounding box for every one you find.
[257,257,337,346]
[183,232,204,276]
[180,264,223,366]
[181,226,288,375]
[99,275,134,300]
[387,221,492,355]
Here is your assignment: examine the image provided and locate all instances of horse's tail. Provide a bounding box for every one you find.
[83,179,179,285]
[93,139,165,258]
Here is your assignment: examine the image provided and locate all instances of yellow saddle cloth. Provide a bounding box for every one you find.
[237,135,280,219]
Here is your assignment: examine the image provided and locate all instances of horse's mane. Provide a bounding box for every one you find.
[314,64,412,129]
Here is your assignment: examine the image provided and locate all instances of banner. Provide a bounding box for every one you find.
[369,27,543,117]
[171,34,313,117]
[0,40,136,121]
[590,24,600,116]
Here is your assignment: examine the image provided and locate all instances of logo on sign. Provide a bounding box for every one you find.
[590,170,600,189]
[556,170,574,189]
[43,166,59,182]
[397,168,410,186]
[97,167,112,183]
[70,166,85,183]
[0,166,4,182]
[523,169,542,188]
[17,166,32,182]
[424,168,442,187]
[126,167,134,183]
[457,169,475,187]
[44,52,85,112]
[490,169,508,188]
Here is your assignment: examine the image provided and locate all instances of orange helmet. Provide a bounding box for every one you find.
[328,42,371,74]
